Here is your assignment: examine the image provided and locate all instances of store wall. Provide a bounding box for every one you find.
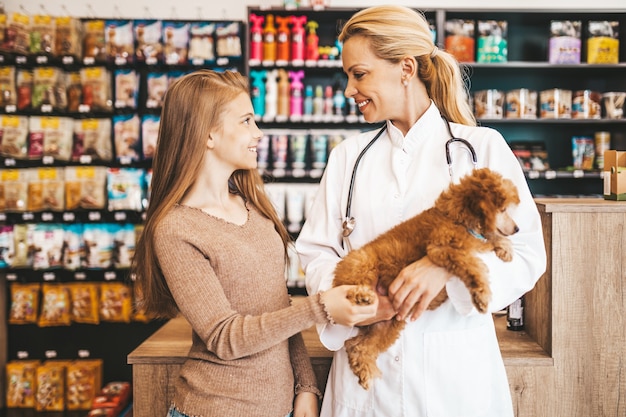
[6,0,626,20]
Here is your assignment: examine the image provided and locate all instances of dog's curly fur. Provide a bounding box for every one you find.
[333,168,521,389]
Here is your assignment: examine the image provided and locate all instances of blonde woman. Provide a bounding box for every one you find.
[296,6,546,417]
[132,69,377,417]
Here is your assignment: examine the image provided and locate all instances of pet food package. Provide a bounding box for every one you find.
[99,282,133,323]
[55,16,83,58]
[27,166,65,212]
[587,21,619,64]
[35,361,66,411]
[134,19,163,64]
[1,12,30,55]
[113,114,141,163]
[29,14,56,55]
[69,282,100,324]
[64,165,107,211]
[602,92,625,119]
[505,88,537,119]
[216,21,242,59]
[31,224,65,271]
[38,282,72,326]
[189,21,216,65]
[0,115,29,159]
[0,66,17,108]
[444,19,475,63]
[80,66,113,113]
[32,67,68,112]
[540,88,572,119]
[114,69,139,109]
[63,223,84,271]
[10,224,30,268]
[29,116,74,162]
[16,69,33,111]
[66,359,103,410]
[474,89,504,119]
[572,90,602,119]
[141,114,160,159]
[549,20,581,64]
[0,225,14,268]
[572,136,595,170]
[145,72,167,108]
[72,118,113,163]
[107,167,145,211]
[105,20,134,64]
[162,21,190,65]
[9,282,41,324]
[82,223,114,269]
[83,19,107,63]
[6,359,40,408]
[1,168,29,212]
[477,20,507,63]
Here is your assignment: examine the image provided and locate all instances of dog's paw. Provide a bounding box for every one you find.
[471,285,492,314]
[346,285,377,306]
[345,340,382,390]
[494,239,514,262]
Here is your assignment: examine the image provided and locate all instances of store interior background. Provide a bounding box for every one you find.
[6,0,625,20]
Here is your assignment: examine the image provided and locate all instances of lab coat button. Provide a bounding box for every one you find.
[394,356,400,362]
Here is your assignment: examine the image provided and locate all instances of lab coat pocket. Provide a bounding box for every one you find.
[424,324,493,417]
[330,347,375,411]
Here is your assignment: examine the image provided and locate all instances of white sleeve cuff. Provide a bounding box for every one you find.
[317,322,359,351]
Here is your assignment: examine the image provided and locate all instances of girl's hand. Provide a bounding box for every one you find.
[388,257,451,321]
[356,284,397,325]
[320,285,378,326]
[293,391,319,417]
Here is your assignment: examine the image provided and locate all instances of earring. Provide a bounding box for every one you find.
[402,79,408,87]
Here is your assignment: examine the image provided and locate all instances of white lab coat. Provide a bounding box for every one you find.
[295,103,547,417]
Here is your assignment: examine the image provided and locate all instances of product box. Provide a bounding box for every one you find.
[548,20,581,64]
[444,19,475,62]
[477,20,507,63]
[587,21,619,64]
[603,150,626,200]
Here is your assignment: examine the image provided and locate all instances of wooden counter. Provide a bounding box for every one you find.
[128,198,626,417]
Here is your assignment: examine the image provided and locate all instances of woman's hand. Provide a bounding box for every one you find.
[320,285,378,327]
[388,257,451,321]
[293,391,318,417]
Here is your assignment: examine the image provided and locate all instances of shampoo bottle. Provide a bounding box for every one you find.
[264,69,278,121]
[277,69,290,120]
[289,70,305,118]
[262,14,277,64]
[275,16,291,63]
[305,21,320,62]
[290,15,307,65]
[250,70,266,117]
[249,13,265,63]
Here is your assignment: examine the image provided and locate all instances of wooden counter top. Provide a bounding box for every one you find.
[128,313,552,367]
[535,197,626,213]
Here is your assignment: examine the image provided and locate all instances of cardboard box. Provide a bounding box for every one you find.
[603,150,626,200]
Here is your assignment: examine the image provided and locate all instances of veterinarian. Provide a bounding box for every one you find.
[131,69,377,417]
[296,6,547,417]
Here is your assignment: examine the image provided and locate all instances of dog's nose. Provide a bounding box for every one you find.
[514,225,520,234]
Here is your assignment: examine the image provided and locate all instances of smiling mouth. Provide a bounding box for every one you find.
[356,99,370,108]
[248,146,257,152]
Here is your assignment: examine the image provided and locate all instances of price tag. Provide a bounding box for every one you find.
[41,212,54,222]
[217,57,229,66]
[4,158,15,166]
[115,57,127,66]
[6,273,17,281]
[5,104,16,113]
[63,212,76,222]
[88,211,101,221]
[78,350,91,358]
[74,272,87,280]
[573,169,584,178]
[15,56,27,65]
[104,271,117,281]
[545,170,556,180]
[79,155,93,164]
[45,350,58,359]
[41,104,53,113]
[22,212,35,221]
[114,211,127,221]
[83,57,95,65]
[42,155,54,165]
[78,104,91,113]
[62,56,74,65]
[43,272,56,281]
[36,55,48,64]
[17,351,29,359]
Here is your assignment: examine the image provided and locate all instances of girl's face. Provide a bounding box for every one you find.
[342,36,405,124]
[210,92,263,171]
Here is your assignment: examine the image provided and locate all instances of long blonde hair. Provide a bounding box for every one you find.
[339,5,475,126]
[132,69,291,319]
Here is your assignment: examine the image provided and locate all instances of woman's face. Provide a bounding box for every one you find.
[342,36,405,123]
[210,92,263,171]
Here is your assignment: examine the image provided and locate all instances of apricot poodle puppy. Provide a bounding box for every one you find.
[333,167,520,389]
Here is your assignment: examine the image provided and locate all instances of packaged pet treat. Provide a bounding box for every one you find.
[114,69,139,109]
[477,20,507,63]
[0,225,14,268]
[540,88,572,119]
[134,19,162,64]
[72,118,113,163]
[99,282,132,323]
[189,22,215,65]
[105,20,134,64]
[0,115,29,159]
[82,19,106,63]
[27,166,65,212]
[145,72,167,108]
[474,89,504,119]
[0,66,17,107]
[549,20,581,64]
[1,12,30,55]
[69,282,100,324]
[505,88,537,119]
[66,359,103,410]
[113,114,141,163]
[1,168,29,212]
[80,66,113,112]
[82,223,114,269]
[107,167,145,211]
[30,116,74,162]
[141,114,160,159]
[32,67,67,112]
[529,142,550,171]
[16,69,33,111]
[444,19,475,63]
[216,21,242,58]
[63,223,84,271]
[29,14,56,55]
[112,223,136,269]
[55,16,83,58]
[602,92,625,119]
[38,283,72,327]
[587,21,619,64]
[572,90,602,119]
[35,361,66,411]
[64,166,107,210]
[162,21,190,65]
[11,224,30,268]
[66,70,83,112]
[6,359,40,408]
[31,223,65,270]
[9,282,41,324]
[572,136,595,170]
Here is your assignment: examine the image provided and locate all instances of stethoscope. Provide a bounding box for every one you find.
[341,115,477,251]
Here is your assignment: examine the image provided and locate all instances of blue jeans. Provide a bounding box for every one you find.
[167,406,292,417]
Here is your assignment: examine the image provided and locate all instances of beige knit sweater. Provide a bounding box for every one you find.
[154,203,328,417]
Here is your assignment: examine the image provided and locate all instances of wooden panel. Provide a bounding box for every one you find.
[0,274,6,409]
[132,363,182,417]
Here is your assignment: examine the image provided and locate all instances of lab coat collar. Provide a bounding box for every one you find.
[385,101,443,154]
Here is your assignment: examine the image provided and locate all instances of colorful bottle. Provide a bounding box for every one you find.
[313,85,324,117]
[323,85,334,116]
[262,14,277,63]
[249,13,265,63]
[249,70,266,117]
[303,85,314,116]
[333,88,346,116]
[275,16,291,63]
[290,15,307,64]
[305,21,320,62]
[277,69,290,119]
[289,70,305,117]
[264,69,278,120]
